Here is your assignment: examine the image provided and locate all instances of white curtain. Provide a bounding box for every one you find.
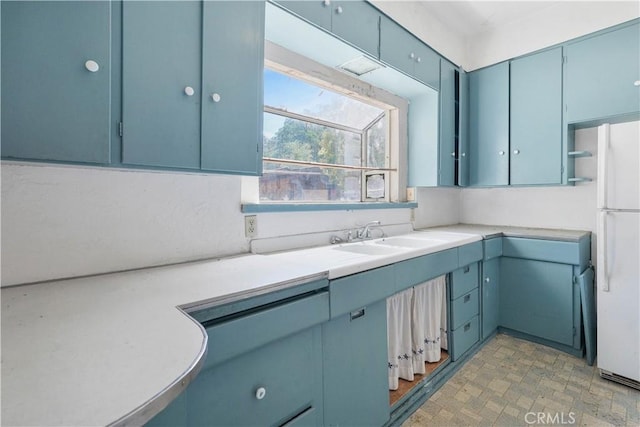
[387,275,448,390]
[412,275,446,372]
[387,288,414,390]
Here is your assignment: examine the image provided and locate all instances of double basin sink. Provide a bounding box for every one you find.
[332,231,479,256]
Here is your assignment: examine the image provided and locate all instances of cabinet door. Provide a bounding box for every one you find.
[122,1,201,169]
[276,0,332,31]
[331,1,380,58]
[458,69,470,186]
[322,300,389,426]
[510,48,563,185]
[201,1,264,175]
[469,62,509,186]
[439,60,456,186]
[1,1,111,163]
[500,258,574,346]
[187,326,324,426]
[565,22,640,123]
[413,43,440,91]
[481,258,500,340]
[379,15,415,78]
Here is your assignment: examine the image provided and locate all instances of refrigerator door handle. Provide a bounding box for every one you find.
[597,124,610,209]
[598,210,610,292]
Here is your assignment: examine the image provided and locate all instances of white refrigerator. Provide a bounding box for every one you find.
[596,121,640,389]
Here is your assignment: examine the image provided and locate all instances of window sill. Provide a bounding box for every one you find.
[241,202,418,213]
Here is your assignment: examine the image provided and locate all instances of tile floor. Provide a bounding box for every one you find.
[402,334,640,426]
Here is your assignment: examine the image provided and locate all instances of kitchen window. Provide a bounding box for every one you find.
[262,68,390,202]
[259,47,405,204]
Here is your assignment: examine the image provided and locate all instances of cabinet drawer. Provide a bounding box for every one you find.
[458,241,483,266]
[451,315,479,361]
[187,327,323,426]
[450,263,479,300]
[451,289,479,331]
[502,237,582,265]
[205,292,329,367]
[330,265,395,318]
[483,238,503,261]
[395,248,458,292]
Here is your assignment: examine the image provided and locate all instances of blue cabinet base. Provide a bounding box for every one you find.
[498,327,584,358]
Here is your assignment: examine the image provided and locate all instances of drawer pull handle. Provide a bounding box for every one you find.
[464,323,471,332]
[255,387,266,400]
[463,265,470,273]
[464,294,471,303]
[350,308,365,321]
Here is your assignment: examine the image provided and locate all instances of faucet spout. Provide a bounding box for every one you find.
[358,221,384,239]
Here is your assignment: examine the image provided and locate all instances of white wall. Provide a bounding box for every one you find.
[413,187,461,229]
[1,163,421,286]
[465,1,640,71]
[1,164,248,286]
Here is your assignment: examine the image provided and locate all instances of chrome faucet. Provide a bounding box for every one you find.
[357,221,385,239]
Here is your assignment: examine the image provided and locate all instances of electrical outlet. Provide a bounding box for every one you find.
[244,215,257,238]
[406,187,416,201]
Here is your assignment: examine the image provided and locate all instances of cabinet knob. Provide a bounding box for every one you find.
[499,151,505,156]
[211,93,221,103]
[335,5,343,14]
[451,152,455,157]
[84,60,99,73]
[255,387,267,400]
[513,149,520,155]
[416,56,422,63]
[485,277,490,283]
[634,80,640,87]
[323,0,330,6]
[409,52,416,60]
[461,152,466,157]
[184,86,195,96]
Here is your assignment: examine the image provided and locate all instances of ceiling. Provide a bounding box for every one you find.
[417,1,563,36]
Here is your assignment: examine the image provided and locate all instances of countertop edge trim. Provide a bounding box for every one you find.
[180,271,330,314]
[108,309,209,427]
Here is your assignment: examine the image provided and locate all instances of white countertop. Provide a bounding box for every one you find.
[0,226,586,426]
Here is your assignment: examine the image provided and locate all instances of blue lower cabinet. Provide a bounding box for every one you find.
[500,257,575,346]
[322,300,389,426]
[145,391,188,427]
[481,258,500,341]
[451,316,479,361]
[450,263,479,300]
[186,326,324,426]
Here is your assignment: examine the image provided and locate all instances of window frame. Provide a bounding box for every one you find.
[258,41,409,205]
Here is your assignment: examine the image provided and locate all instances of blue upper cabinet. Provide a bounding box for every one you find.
[458,69,470,186]
[1,1,111,164]
[201,1,264,174]
[565,21,640,123]
[276,1,380,59]
[122,1,264,175]
[510,47,563,185]
[122,1,202,169]
[468,62,510,186]
[379,15,440,90]
[331,1,380,58]
[439,60,456,186]
[275,1,332,31]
